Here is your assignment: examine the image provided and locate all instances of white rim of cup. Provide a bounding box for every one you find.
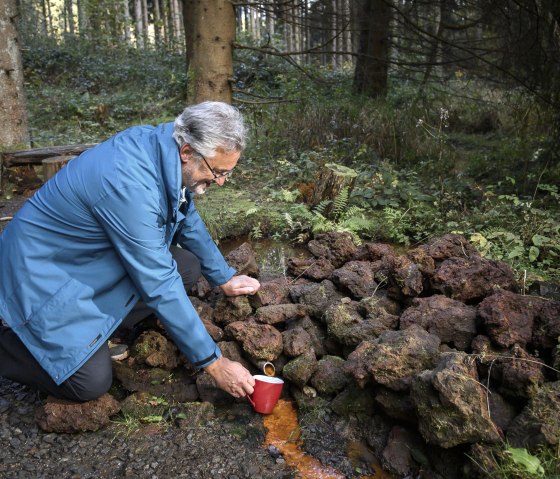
[253,375,284,384]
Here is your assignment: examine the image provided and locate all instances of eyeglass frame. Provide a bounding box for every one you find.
[196,151,233,181]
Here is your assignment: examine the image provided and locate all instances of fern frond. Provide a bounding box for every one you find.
[332,187,349,220]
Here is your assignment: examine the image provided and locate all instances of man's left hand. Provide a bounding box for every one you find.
[220,275,260,296]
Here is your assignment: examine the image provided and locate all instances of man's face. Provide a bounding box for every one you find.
[179,145,240,195]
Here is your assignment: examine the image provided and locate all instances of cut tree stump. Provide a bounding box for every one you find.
[42,156,74,181]
[307,163,358,214]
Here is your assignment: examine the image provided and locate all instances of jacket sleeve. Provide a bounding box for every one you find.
[92,185,221,368]
[175,198,237,287]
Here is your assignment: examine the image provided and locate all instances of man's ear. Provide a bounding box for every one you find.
[179,144,193,164]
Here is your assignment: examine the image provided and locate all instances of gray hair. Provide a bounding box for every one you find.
[172,101,247,157]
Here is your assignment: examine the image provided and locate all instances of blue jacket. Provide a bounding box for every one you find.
[0,122,236,385]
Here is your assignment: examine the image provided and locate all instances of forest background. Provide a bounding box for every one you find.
[1,0,560,286]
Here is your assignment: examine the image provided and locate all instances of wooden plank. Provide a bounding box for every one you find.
[1,144,96,167]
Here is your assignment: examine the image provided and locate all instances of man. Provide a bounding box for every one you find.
[0,101,259,402]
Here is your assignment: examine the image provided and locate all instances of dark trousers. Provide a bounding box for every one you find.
[0,246,201,401]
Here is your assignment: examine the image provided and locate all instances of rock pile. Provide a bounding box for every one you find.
[35,232,560,478]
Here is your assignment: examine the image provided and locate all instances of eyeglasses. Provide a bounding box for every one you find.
[198,152,233,181]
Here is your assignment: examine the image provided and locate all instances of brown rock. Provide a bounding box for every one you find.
[479,290,542,348]
[374,386,417,424]
[532,298,560,349]
[189,276,213,298]
[411,352,501,448]
[343,325,441,390]
[248,278,291,308]
[213,295,253,326]
[289,279,344,320]
[112,362,199,402]
[381,426,427,477]
[196,372,235,406]
[255,303,307,324]
[426,234,478,261]
[287,257,335,281]
[400,295,477,350]
[432,256,518,302]
[189,297,224,342]
[287,316,327,357]
[225,321,283,361]
[282,327,313,357]
[330,261,379,299]
[325,301,382,347]
[358,291,402,317]
[225,242,259,277]
[217,341,252,370]
[283,349,317,388]
[407,245,436,276]
[310,355,348,396]
[391,255,423,298]
[331,384,376,417]
[356,242,397,262]
[472,337,545,399]
[506,380,560,451]
[35,393,120,433]
[307,232,357,268]
[133,331,179,369]
[488,390,518,433]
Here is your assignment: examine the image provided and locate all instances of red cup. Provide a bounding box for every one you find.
[247,375,284,414]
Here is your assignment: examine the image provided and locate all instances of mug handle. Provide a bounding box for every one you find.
[246,395,255,407]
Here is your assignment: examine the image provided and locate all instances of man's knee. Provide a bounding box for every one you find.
[62,345,113,402]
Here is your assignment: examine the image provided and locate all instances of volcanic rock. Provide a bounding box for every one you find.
[374,386,417,424]
[390,255,423,298]
[213,295,253,326]
[289,279,344,320]
[225,321,283,361]
[307,232,357,268]
[255,303,307,324]
[287,257,335,281]
[282,349,317,388]
[506,380,560,451]
[325,301,383,347]
[411,352,501,448]
[133,331,179,369]
[471,336,544,400]
[310,355,348,396]
[479,290,541,348]
[330,261,379,299]
[381,426,427,477]
[400,295,477,350]
[425,234,478,261]
[344,325,441,390]
[282,327,313,357]
[248,278,291,308]
[286,316,327,357]
[225,242,259,277]
[432,256,517,302]
[35,394,120,433]
[190,297,224,342]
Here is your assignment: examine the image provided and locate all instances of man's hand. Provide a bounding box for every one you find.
[205,356,255,398]
[220,275,260,296]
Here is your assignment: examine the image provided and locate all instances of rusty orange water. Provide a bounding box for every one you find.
[264,363,275,376]
[263,399,392,479]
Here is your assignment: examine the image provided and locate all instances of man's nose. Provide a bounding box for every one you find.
[215,176,227,186]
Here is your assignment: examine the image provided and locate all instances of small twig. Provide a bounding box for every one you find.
[0,216,14,222]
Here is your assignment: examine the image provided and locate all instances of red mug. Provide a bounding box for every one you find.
[247,375,284,414]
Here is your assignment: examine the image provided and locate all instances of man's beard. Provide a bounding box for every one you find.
[185,174,212,195]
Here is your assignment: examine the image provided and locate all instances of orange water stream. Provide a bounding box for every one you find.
[263,399,392,479]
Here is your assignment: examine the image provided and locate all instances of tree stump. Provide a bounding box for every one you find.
[307,163,358,215]
[42,156,74,181]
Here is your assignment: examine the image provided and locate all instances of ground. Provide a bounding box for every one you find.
[0,377,295,479]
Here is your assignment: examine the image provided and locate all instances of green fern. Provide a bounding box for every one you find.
[332,187,349,221]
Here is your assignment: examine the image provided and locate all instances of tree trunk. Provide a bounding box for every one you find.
[191,0,235,103]
[42,156,74,182]
[353,0,390,98]
[134,0,143,48]
[141,0,150,48]
[123,0,131,44]
[308,163,358,214]
[0,0,29,149]
[65,0,75,35]
[154,0,162,46]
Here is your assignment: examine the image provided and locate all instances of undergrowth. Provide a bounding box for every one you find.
[19,36,560,282]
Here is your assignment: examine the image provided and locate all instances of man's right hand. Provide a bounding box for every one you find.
[204,356,255,398]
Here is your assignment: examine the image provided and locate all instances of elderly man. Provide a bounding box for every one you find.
[0,101,259,402]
